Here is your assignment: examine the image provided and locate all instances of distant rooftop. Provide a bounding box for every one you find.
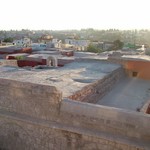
[122,55,150,61]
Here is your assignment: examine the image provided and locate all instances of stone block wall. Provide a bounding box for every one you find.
[61,99,150,145]
[0,114,145,150]
[0,78,62,120]
[107,57,126,65]
[0,108,148,150]
[0,79,150,150]
[141,99,150,114]
[68,67,125,103]
[1,60,18,67]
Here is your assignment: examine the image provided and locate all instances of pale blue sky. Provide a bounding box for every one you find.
[0,0,150,30]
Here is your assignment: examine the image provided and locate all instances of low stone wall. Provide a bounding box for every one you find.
[0,78,62,120]
[107,57,126,65]
[140,100,150,114]
[0,79,150,150]
[0,112,147,150]
[68,67,125,103]
[1,59,18,67]
[61,99,150,144]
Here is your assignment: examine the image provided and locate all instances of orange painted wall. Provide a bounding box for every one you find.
[124,60,150,80]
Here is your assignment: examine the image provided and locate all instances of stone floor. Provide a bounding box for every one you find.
[97,77,150,111]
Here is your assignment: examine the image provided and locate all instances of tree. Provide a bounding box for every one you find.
[112,40,124,50]
[3,37,13,43]
[87,44,102,53]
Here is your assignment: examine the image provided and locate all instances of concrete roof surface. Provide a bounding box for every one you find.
[122,55,150,61]
[0,60,120,97]
[98,77,150,111]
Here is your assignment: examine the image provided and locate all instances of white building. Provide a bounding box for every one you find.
[52,39,62,48]
[13,37,32,47]
[65,39,90,50]
[38,34,62,49]
[45,39,62,49]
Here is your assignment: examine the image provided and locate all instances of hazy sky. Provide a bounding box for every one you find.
[0,0,150,30]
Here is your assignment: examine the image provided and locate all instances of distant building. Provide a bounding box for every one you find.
[103,42,114,50]
[38,35,62,48]
[38,34,53,44]
[65,38,90,51]
[13,37,32,47]
[91,41,114,51]
[52,39,62,48]
[31,43,47,51]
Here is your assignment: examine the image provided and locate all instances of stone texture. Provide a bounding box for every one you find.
[0,116,146,150]
[68,67,125,103]
[0,77,150,150]
[1,59,18,67]
[0,78,62,120]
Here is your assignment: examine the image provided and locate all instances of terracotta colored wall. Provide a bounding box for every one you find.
[17,60,44,67]
[124,60,150,80]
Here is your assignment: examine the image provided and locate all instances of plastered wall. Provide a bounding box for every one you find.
[108,57,150,80]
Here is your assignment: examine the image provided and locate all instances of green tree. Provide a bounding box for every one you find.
[87,44,102,53]
[112,40,124,50]
[3,37,13,43]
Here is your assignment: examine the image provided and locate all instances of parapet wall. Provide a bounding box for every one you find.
[1,59,18,67]
[61,99,150,143]
[0,78,150,150]
[125,60,150,80]
[68,67,125,103]
[0,78,62,120]
[108,57,150,80]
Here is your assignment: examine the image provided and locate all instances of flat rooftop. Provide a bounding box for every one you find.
[97,77,150,111]
[0,46,23,53]
[0,60,120,98]
[122,55,150,61]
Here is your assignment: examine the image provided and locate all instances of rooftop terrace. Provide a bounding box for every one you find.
[0,60,120,98]
[0,50,150,112]
[98,77,150,111]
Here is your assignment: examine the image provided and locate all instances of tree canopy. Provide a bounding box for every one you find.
[87,44,102,53]
[3,37,13,43]
[112,40,124,50]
